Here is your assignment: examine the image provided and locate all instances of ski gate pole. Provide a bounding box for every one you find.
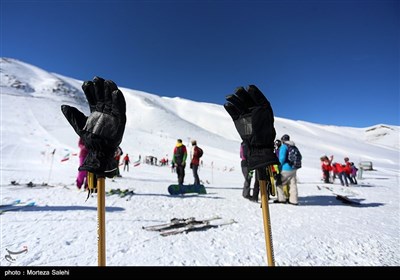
[258,167,275,266]
[47,149,56,184]
[88,172,106,266]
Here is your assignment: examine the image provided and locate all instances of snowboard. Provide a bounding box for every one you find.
[335,194,361,205]
[168,184,207,195]
[317,185,361,206]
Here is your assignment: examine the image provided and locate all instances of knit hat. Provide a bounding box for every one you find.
[281,134,290,141]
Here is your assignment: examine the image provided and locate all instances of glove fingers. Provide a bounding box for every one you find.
[111,89,126,117]
[104,80,118,114]
[61,105,87,136]
[93,76,106,111]
[225,92,248,114]
[224,102,241,120]
[246,85,270,107]
[82,81,97,112]
[233,87,256,110]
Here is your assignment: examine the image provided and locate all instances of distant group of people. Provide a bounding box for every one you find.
[320,155,358,186]
[240,134,300,205]
[76,136,205,190]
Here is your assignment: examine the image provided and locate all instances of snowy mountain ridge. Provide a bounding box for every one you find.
[1,56,398,172]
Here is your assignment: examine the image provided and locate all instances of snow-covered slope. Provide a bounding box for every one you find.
[1,57,399,266]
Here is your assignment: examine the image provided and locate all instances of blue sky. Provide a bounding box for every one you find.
[1,0,399,127]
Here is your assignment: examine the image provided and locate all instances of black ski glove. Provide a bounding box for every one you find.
[61,76,126,178]
[224,85,279,170]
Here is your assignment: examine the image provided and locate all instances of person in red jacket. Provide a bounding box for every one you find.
[332,162,349,186]
[190,140,202,185]
[123,154,130,172]
[344,157,355,184]
[320,155,333,183]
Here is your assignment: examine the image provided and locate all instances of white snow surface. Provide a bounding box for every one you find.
[0,58,399,266]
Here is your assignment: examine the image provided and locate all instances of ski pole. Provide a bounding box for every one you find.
[258,167,275,266]
[97,176,106,266]
[87,172,106,266]
[47,149,56,184]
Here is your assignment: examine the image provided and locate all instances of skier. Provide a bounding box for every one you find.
[332,162,349,186]
[320,155,333,183]
[273,139,283,187]
[123,154,130,172]
[350,162,358,184]
[344,157,355,184]
[240,141,259,202]
[275,134,299,205]
[76,138,89,190]
[190,140,202,185]
[172,139,187,185]
[114,146,123,177]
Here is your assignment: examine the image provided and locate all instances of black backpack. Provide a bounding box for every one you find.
[286,144,302,169]
[197,146,203,158]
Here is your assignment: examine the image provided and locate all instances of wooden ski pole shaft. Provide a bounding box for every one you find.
[258,167,275,266]
[88,172,106,266]
[97,176,106,266]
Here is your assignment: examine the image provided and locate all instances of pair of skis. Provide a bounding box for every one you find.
[106,188,135,199]
[142,216,236,236]
[0,200,36,214]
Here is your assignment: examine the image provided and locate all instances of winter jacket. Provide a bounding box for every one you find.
[332,163,345,174]
[78,138,89,161]
[123,155,130,164]
[240,142,249,167]
[344,162,352,175]
[279,140,296,172]
[172,142,187,165]
[191,146,201,166]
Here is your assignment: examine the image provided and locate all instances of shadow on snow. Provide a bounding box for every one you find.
[1,205,125,213]
[297,195,384,208]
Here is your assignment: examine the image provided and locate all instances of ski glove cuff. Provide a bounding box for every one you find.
[61,76,126,178]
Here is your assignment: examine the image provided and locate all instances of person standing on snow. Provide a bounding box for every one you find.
[172,139,187,185]
[123,153,130,172]
[190,140,202,185]
[114,146,123,177]
[76,137,89,190]
[240,141,259,202]
[275,134,299,205]
[320,155,333,183]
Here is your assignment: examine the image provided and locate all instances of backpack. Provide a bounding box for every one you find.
[197,146,203,158]
[286,144,302,169]
[174,145,185,164]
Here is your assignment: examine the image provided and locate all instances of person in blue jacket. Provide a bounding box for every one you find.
[274,134,299,205]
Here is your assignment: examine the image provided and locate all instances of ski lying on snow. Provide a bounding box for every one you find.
[0,202,36,214]
[0,199,21,207]
[160,219,237,236]
[142,216,221,232]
